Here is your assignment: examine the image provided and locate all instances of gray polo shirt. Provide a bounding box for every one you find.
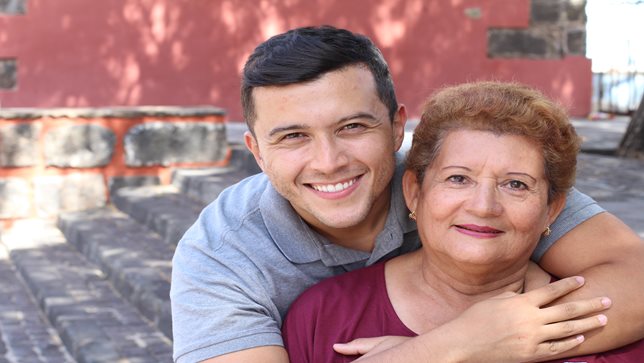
[170,158,603,362]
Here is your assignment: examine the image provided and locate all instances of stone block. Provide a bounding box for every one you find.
[566,0,587,22]
[531,0,563,24]
[0,0,26,14]
[108,175,160,197]
[0,123,41,167]
[567,29,586,55]
[0,178,30,218]
[0,59,17,89]
[44,124,116,168]
[124,122,226,166]
[34,174,107,217]
[488,29,550,58]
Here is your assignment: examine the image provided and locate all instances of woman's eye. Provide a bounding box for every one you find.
[507,180,528,190]
[447,175,467,184]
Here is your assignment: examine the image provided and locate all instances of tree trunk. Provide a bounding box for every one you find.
[617,93,644,159]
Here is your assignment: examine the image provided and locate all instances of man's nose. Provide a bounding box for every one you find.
[309,137,349,174]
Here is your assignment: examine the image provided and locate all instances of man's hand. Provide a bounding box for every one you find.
[334,276,610,363]
[539,212,644,355]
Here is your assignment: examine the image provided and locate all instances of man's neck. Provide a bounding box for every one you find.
[313,188,392,252]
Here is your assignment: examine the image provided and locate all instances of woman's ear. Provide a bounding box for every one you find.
[402,170,420,214]
[546,194,567,226]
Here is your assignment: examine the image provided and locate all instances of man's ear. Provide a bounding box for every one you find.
[393,104,408,152]
[402,169,420,214]
[244,131,265,171]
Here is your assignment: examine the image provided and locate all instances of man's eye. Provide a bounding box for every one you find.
[342,123,364,131]
[283,133,304,140]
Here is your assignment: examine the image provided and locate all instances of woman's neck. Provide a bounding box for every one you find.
[385,251,537,334]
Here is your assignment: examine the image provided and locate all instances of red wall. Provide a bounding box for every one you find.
[0,0,591,119]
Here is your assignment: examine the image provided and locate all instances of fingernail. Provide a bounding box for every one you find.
[598,314,608,325]
[575,276,585,285]
[601,297,612,307]
[576,335,585,342]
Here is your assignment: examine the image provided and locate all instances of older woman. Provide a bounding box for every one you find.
[282,81,644,362]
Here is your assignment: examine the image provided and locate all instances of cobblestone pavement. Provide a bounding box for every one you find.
[0,246,74,363]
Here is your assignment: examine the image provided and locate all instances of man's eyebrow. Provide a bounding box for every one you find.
[267,112,379,137]
[268,124,309,138]
[338,112,378,123]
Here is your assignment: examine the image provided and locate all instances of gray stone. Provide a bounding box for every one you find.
[124,122,226,166]
[34,174,107,217]
[0,123,41,167]
[531,0,563,24]
[565,0,587,22]
[0,58,17,89]
[488,29,562,58]
[567,29,586,55]
[44,124,115,168]
[0,0,25,14]
[0,178,30,218]
[108,175,160,198]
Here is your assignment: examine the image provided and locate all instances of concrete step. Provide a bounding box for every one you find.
[0,244,75,363]
[2,219,173,363]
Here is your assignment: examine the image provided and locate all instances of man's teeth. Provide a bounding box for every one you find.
[312,179,355,193]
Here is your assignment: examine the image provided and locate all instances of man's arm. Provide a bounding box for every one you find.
[335,277,611,363]
[539,212,644,355]
[200,346,288,363]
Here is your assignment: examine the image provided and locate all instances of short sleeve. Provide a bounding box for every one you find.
[171,226,283,362]
[531,188,605,261]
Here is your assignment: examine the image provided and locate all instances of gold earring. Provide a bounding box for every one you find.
[408,211,416,221]
[543,226,551,236]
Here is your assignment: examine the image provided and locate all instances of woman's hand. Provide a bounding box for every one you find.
[334,276,611,363]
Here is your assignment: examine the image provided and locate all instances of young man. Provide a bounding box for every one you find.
[171,26,644,363]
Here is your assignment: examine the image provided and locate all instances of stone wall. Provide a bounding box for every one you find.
[488,0,587,58]
[0,106,228,221]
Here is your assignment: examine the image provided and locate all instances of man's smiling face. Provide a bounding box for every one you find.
[245,65,406,242]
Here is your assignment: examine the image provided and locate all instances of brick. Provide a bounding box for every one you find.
[44,124,116,168]
[124,122,226,166]
[0,123,41,167]
[0,177,31,218]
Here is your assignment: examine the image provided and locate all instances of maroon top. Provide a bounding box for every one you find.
[282,261,644,363]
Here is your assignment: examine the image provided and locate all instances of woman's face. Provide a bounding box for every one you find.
[404,129,565,271]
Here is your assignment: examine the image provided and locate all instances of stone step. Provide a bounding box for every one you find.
[57,208,174,339]
[111,185,205,246]
[2,219,173,363]
[0,244,75,363]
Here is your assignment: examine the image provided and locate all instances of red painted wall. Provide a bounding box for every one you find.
[0,0,591,119]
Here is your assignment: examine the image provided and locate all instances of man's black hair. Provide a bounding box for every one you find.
[241,25,398,132]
